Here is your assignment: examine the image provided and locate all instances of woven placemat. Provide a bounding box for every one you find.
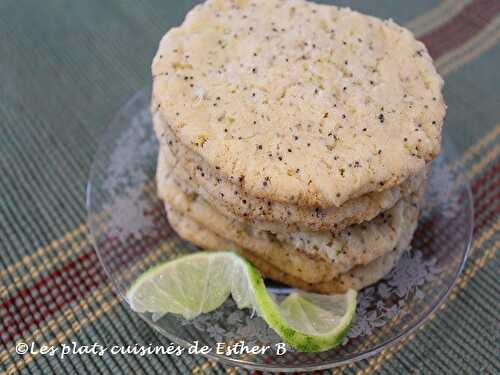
[1,1,498,374]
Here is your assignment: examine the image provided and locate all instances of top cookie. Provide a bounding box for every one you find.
[152,0,445,208]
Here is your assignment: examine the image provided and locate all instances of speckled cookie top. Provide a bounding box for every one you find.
[152,0,445,208]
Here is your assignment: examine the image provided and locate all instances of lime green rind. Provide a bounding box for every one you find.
[248,271,357,352]
[222,254,358,352]
[127,251,357,352]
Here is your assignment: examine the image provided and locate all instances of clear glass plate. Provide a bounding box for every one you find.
[86,88,473,372]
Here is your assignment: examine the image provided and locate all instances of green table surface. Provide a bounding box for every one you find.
[1,1,499,374]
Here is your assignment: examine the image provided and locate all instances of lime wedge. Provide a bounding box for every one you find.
[127,251,357,352]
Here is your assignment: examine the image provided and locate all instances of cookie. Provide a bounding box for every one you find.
[152,0,445,208]
[156,136,426,233]
[157,154,422,283]
[166,204,416,293]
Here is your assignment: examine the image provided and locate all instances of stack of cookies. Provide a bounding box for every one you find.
[151,0,446,293]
